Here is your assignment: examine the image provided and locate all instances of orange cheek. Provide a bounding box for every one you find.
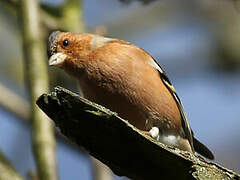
[62,59,75,75]
[61,56,85,77]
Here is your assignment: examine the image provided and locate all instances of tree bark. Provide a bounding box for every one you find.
[36,86,240,180]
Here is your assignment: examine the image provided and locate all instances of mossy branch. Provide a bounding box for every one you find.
[36,86,240,180]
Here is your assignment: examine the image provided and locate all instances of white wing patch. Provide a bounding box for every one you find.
[148,58,164,74]
[148,58,177,93]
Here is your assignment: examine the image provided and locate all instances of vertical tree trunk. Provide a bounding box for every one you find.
[19,0,58,179]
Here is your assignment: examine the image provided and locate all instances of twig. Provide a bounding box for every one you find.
[0,0,59,30]
[0,0,85,32]
[36,86,240,180]
[0,83,85,152]
[27,171,39,180]
[0,84,30,121]
[57,0,85,33]
[90,157,113,180]
[0,150,25,180]
[119,0,156,4]
[18,0,58,179]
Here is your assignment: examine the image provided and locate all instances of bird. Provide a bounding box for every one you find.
[47,31,214,160]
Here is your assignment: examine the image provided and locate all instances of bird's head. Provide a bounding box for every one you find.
[47,31,116,77]
[47,31,94,76]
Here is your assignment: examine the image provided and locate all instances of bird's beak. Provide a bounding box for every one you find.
[49,52,67,66]
[48,31,65,66]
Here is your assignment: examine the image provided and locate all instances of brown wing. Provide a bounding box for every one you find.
[148,56,194,151]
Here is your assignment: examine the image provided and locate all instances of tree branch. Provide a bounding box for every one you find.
[119,0,156,4]
[36,86,240,180]
[0,84,30,121]
[0,0,59,29]
[0,150,25,180]
[58,0,85,33]
[90,157,113,180]
[0,0,85,32]
[0,83,82,150]
[18,0,57,179]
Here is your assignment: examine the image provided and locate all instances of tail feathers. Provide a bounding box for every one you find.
[193,137,214,160]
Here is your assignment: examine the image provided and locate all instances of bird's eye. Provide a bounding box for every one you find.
[62,39,69,47]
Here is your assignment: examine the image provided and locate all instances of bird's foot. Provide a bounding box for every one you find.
[142,127,159,141]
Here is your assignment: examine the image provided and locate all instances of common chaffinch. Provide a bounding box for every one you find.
[48,31,214,160]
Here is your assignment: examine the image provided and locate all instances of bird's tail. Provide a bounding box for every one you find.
[193,137,214,160]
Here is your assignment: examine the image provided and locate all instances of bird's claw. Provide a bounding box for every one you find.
[149,127,159,140]
[142,127,160,141]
